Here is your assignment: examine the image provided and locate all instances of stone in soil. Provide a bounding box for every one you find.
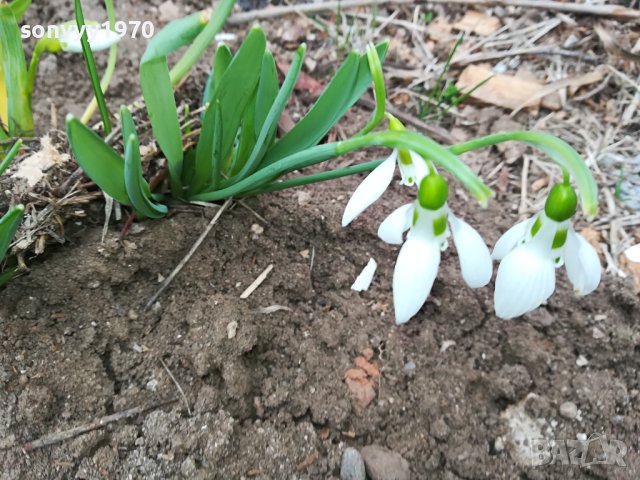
[341,447,366,480]
[361,445,410,480]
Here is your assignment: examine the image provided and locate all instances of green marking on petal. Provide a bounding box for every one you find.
[552,228,568,249]
[433,214,447,236]
[530,216,543,237]
[398,149,412,166]
[413,209,419,226]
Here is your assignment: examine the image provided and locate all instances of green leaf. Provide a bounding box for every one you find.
[0,5,33,136]
[66,114,130,205]
[170,0,237,85]
[124,133,168,219]
[192,27,265,193]
[233,44,306,181]
[230,88,257,176]
[140,56,183,196]
[254,50,279,139]
[202,43,232,111]
[262,41,389,165]
[141,11,207,62]
[9,0,31,20]
[0,138,21,176]
[0,205,24,262]
[74,0,112,133]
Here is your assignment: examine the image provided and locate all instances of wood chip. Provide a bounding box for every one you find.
[453,11,501,36]
[240,264,274,299]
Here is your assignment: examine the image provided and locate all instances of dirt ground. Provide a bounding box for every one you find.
[2,1,640,479]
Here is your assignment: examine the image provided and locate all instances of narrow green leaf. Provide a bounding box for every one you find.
[0,204,23,262]
[230,88,257,176]
[124,133,168,219]
[254,50,279,138]
[74,0,112,133]
[262,41,389,165]
[0,138,21,176]
[0,5,33,135]
[141,11,207,62]
[233,44,306,181]
[202,43,232,111]
[192,27,265,194]
[66,114,130,205]
[140,56,183,195]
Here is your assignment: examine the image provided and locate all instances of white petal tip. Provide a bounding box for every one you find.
[351,258,377,292]
[624,244,640,263]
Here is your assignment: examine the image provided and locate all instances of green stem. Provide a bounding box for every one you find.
[74,0,112,133]
[0,137,21,175]
[448,131,598,218]
[81,0,117,124]
[169,0,236,86]
[245,158,385,196]
[354,43,386,137]
[26,38,48,97]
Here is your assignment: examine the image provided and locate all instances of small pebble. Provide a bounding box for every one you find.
[251,223,264,235]
[227,321,238,339]
[592,327,605,339]
[576,433,588,442]
[494,436,505,452]
[559,401,578,420]
[576,355,589,367]
[361,445,410,480]
[340,447,366,480]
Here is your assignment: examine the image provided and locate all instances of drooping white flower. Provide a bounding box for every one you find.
[341,149,428,227]
[493,184,601,320]
[56,24,120,53]
[378,175,492,324]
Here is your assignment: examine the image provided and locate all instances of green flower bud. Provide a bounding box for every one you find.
[418,175,448,211]
[545,184,578,222]
[387,115,412,165]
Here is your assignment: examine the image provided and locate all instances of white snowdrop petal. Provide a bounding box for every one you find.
[378,203,413,245]
[393,236,440,324]
[61,27,120,53]
[624,244,640,263]
[449,215,493,288]
[565,229,601,295]
[494,246,556,319]
[492,217,532,260]
[342,155,396,226]
[351,258,378,292]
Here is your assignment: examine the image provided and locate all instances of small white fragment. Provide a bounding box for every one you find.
[299,249,310,259]
[227,321,238,339]
[576,355,589,367]
[624,244,640,263]
[251,223,264,235]
[351,258,377,292]
[576,433,588,442]
[440,340,457,353]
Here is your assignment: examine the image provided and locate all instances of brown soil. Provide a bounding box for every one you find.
[2,1,639,480]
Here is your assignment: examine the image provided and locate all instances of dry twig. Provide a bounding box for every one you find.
[145,198,232,309]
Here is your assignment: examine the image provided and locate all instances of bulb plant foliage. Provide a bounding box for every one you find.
[0,0,120,140]
[65,11,600,323]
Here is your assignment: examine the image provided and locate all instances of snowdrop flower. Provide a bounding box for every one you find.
[56,23,120,53]
[342,116,428,226]
[378,174,493,324]
[493,183,601,319]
